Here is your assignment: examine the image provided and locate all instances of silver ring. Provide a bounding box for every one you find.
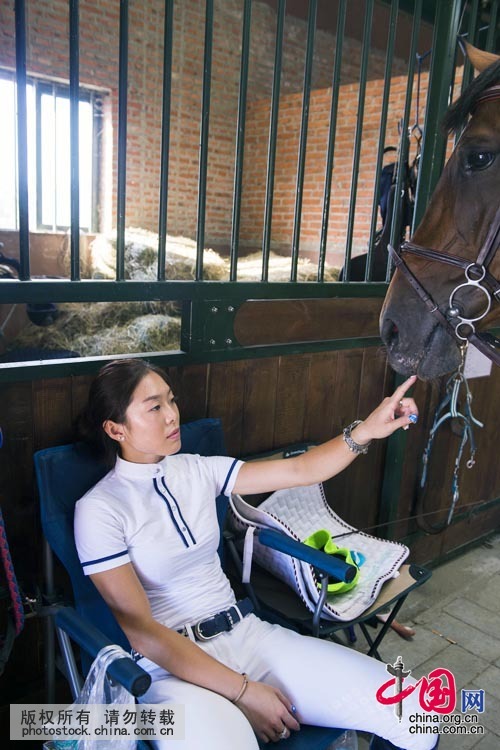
[279,727,288,739]
[399,399,404,408]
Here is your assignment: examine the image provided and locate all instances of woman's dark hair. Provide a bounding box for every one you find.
[77,358,173,466]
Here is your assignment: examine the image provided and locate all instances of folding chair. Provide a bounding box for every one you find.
[34,418,345,750]
[225,443,432,660]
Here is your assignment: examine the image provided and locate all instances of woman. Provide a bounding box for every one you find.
[75,358,437,750]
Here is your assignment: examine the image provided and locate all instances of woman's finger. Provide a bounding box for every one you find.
[392,375,417,403]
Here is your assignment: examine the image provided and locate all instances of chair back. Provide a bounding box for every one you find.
[35,418,228,655]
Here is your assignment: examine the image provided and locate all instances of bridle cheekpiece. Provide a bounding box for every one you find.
[388,84,500,367]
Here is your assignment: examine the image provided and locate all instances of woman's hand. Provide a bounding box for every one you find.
[236,680,300,743]
[352,375,418,445]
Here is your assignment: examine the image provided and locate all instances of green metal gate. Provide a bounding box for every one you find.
[0,0,498,382]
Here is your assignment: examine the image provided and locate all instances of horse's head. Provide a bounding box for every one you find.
[380,45,500,380]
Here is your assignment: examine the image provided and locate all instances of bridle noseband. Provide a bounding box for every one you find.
[388,205,500,367]
[387,84,500,367]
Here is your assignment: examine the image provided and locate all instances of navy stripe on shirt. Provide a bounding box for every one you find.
[81,549,128,568]
[161,478,196,545]
[153,478,194,548]
[221,458,240,496]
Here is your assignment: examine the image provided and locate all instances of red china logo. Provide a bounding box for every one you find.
[376,656,456,721]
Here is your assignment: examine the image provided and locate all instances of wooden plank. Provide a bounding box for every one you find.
[272,353,311,449]
[71,374,93,429]
[440,505,500,557]
[240,358,279,457]
[302,351,339,444]
[347,349,390,532]
[0,381,38,583]
[169,364,209,424]
[234,298,383,345]
[207,361,247,455]
[33,378,75,450]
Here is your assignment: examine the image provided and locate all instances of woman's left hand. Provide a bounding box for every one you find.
[351,375,419,444]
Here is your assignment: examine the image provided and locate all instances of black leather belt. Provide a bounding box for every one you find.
[179,598,254,642]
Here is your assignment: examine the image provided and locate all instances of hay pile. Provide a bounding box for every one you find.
[10,301,181,357]
[89,229,229,281]
[8,229,339,357]
[87,228,339,282]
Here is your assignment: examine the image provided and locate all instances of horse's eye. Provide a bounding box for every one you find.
[465,151,495,171]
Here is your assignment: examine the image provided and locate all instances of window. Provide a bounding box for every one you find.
[0,72,102,232]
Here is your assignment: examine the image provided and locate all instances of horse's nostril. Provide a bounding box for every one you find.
[380,317,399,347]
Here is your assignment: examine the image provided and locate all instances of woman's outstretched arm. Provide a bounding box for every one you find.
[233,375,418,496]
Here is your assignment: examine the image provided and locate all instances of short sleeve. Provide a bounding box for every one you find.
[74,492,131,576]
[199,455,243,497]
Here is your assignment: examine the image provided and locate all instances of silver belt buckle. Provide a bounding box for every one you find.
[193,618,218,641]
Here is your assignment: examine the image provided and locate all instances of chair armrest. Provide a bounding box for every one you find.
[257,529,357,583]
[56,607,151,697]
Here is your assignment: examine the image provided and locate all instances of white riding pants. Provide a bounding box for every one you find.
[139,614,438,750]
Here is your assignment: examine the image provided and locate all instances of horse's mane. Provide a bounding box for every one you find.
[442,58,500,134]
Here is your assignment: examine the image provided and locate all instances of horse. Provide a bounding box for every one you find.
[380,43,500,380]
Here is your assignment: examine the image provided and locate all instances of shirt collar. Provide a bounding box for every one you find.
[114,454,169,480]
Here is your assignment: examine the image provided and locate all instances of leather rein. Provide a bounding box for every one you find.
[387,87,500,367]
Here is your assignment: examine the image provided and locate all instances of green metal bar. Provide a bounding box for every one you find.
[116,0,129,281]
[460,0,480,95]
[318,0,346,282]
[343,0,374,281]
[0,279,388,304]
[0,335,383,384]
[290,0,317,283]
[69,0,81,281]
[262,0,286,282]
[230,0,252,281]
[365,0,398,281]
[387,0,422,265]
[412,0,463,229]
[157,0,174,282]
[485,0,499,51]
[196,0,214,281]
[15,0,30,280]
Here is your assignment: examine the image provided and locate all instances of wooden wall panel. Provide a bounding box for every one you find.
[33,378,75,450]
[207,361,247,456]
[239,358,279,457]
[234,299,383,345]
[323,348,390,530]
[272,354,311,448]
[302,351,339,444]
[169,363,209,424]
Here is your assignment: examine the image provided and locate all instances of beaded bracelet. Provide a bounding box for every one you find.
[232,673,249,704]
[342,420,372,455]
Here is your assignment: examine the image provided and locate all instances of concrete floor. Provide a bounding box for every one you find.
[350,532,500,750]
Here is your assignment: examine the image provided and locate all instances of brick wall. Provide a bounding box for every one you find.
[0,0,414,254]
[240,71,430,266]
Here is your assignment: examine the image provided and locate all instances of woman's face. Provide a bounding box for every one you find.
[112,371,181,463]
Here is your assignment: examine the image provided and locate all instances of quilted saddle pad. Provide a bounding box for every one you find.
[229,483,409,621]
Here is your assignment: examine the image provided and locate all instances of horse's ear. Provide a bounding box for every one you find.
[464,41,500,73]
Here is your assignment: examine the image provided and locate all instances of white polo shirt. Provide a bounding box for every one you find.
[74,453,243,631]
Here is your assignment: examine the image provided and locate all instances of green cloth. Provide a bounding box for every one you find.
[303,529,360,594]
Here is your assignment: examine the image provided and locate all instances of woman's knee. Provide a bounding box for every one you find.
[143,677,258,750]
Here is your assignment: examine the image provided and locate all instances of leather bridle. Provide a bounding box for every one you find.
[387,86,500,368]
